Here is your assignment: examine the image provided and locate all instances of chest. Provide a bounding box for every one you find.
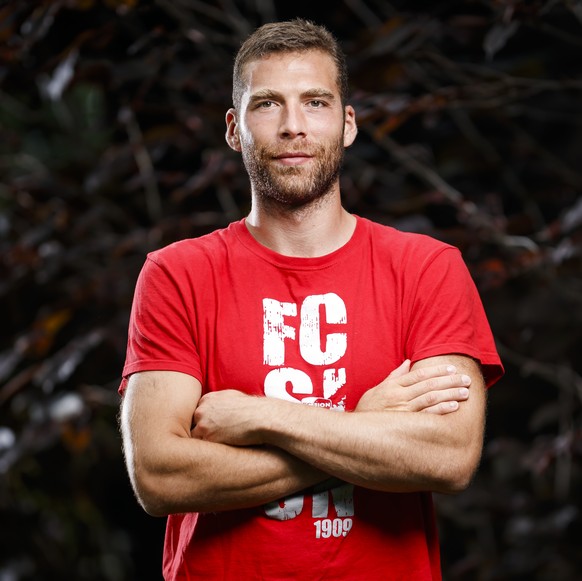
[191,258,409,410]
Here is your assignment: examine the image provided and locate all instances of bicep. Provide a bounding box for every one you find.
[412,354,487,437]
[121,371,202,458]
[120,372,327,513]
[413,354,488,489]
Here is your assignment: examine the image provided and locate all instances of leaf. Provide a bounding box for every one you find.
[38,49,78,101]
[483,21,520,60]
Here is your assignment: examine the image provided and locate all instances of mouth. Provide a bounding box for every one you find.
[273,152,313,166]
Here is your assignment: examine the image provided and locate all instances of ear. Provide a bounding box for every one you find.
[343,105,358,148]
[225,108,241,152]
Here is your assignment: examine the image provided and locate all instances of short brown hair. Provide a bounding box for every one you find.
[232,18,349,110]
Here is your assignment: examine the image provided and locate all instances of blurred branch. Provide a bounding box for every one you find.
[155,0,253,44]
[363,126,542,253]
[11,1,62,55]
[556,387,574,500]
[119,106,162,223]
[366,128,463,204]
[403,57,547,230]
[419,49,582,108]
[497,342,582,404]
[509,123,582,189]
[569,0,582,25]
[529,19,582,47]
[343,0,386,27]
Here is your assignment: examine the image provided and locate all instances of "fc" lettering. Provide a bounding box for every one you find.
[262,294,348,405]
[263,293,347,366]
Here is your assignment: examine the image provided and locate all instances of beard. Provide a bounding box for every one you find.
[241,134,345,210]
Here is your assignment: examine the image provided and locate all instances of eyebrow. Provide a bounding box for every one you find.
[248,88,337,106]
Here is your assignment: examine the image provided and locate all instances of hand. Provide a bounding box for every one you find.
[355,360,471,414]
[192,389,266,446]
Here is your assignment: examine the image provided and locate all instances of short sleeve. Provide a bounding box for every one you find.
[405,247,503,387]
[119,254,203,394]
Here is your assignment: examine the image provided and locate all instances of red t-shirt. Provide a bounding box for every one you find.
[121,216,503,580]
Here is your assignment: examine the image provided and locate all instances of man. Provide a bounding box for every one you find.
[119,18,503,580]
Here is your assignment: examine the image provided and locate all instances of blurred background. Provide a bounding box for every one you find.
[1,0,581,579]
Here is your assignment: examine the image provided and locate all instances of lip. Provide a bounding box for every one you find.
[273,152,313,166]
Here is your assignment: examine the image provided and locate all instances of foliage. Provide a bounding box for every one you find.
[1,0,581,579]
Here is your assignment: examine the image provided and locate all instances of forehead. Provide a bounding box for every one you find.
[241,50,339,97]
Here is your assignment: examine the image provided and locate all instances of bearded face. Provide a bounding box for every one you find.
[230,51,356,210]
[240,131,345,209]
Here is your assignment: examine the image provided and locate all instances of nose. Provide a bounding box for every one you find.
[279,103,306,139]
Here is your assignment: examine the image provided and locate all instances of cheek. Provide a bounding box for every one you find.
[237,134,255,156]
[239,126,263,149]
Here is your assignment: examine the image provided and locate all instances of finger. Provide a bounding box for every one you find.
[397,364,458,388]
[421,401,461,414]
[387,359,411,379]
[410,373,472,399]
[412,387,469,412]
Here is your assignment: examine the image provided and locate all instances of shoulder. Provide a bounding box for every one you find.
[357,216,459,264]
[146,220,241,272]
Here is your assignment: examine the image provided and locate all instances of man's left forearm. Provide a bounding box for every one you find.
[256,398,484,493]
[193,355,487,494]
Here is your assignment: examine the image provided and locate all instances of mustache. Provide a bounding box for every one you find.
[259,144,319,158]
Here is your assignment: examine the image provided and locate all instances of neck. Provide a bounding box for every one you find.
[245,192,356,258]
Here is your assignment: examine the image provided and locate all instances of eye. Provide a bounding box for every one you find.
[309,100,325,108]
[257,100,275,109]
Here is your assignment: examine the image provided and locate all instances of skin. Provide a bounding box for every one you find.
[193,355,483,494]
[120,50,488,517]
[225,50,358,257]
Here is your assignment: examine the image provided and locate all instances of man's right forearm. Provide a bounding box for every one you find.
[120,370,328,516]
[126,432,327,516]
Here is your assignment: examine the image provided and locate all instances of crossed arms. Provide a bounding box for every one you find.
[120,355,487,517]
